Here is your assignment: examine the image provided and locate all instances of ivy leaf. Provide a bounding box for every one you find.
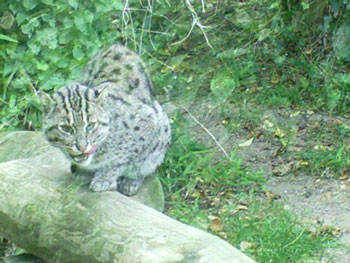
[63,16,74,29]
[27,38,41,54]
[210,73,239,104]
[56,59,69,68]
[3,62,18,76]
[36,61,49,71]
[333,24,350,61]
[40,74,65,91]
[23,0,39,11]
[68,0,79,9]
[40,0,54,5]
[112,2,124,10]
[15,12,27,25]
[45,50,61,63]
[21,18,40,35]
[73,46,84,61]
[74,10,94,34]
[330,0,343,13]
[37,27,58,49]
[59,29,73,44]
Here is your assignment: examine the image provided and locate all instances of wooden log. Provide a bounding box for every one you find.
[0,132,256,263]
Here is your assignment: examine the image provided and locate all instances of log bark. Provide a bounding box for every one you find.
[0,132,256,263]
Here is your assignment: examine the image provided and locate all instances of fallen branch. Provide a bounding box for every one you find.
[0,132,255,263]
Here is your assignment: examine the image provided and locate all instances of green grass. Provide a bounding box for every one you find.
[158,114,334,263]
[225,201,334,263]
[296,146,350,178]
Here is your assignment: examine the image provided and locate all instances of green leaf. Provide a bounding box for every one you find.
[333,24,350,61]
[46,50,61,63]
[234,11,253,29]
[330,0,343,13]
[73,45,84,61]
[42,14,56,27]
[40,74,65,90]
[275,56,286,65]
[74,10,94,34]
[56,59,69,68]
[40,0,54,5]
[21,18,40,35]
[3,62,18,76]
[23,0,39,10]
[36,61,49,71]
[59,29,73,44]
[112,2,124,10]
[74,15,88,34]
[0,34,18,43]
[210,73,239,104]
[27,38,41,54]
[257,28,271,41]
[37,27,58,49]
[335,73,350,85]
[15,12,27,25]
[83,10,94,23]
[12,77,31,90]
[69,63,85,79]
[68,0,79,9]
[63,16,74,28]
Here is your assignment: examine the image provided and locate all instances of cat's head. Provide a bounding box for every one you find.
[39,83,109,166]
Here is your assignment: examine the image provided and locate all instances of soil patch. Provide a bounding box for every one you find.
[175,100,350,263]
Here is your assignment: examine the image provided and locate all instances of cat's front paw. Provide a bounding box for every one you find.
[117,177,144,196]
[89,177,117,192]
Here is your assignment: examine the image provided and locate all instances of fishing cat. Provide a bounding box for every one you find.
[39,45,171,196]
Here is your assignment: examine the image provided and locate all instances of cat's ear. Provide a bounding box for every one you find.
[37,90,55,114]
[94,83,110,101]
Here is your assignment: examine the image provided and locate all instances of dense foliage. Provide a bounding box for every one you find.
[1,0,350,130]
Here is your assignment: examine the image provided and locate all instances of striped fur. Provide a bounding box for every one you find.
[40,45,171,196]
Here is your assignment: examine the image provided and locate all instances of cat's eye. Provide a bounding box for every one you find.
[87,122,98,132]
[59,124,74,134]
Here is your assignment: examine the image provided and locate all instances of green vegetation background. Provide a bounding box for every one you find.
[1,0,349,262]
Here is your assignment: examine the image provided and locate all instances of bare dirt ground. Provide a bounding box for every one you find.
[176,100,350,263]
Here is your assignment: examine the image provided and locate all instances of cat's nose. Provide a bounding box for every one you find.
[76,142,89,152]
[77,145,88,152]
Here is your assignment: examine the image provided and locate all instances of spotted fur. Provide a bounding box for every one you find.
[40,45,171,196]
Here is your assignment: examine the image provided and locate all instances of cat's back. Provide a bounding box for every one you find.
[81,45,153,103]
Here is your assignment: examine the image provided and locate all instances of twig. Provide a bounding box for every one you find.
[181,106,230,160]
[171,0,213,49]
[135,28,173,36]
[122,0,130,40]
[134,41,175,71]
[201,0,205,12]
[171,19,196,46]
[122,0,137,46]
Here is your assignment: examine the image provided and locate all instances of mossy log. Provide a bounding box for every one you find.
[0,132,256,263]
